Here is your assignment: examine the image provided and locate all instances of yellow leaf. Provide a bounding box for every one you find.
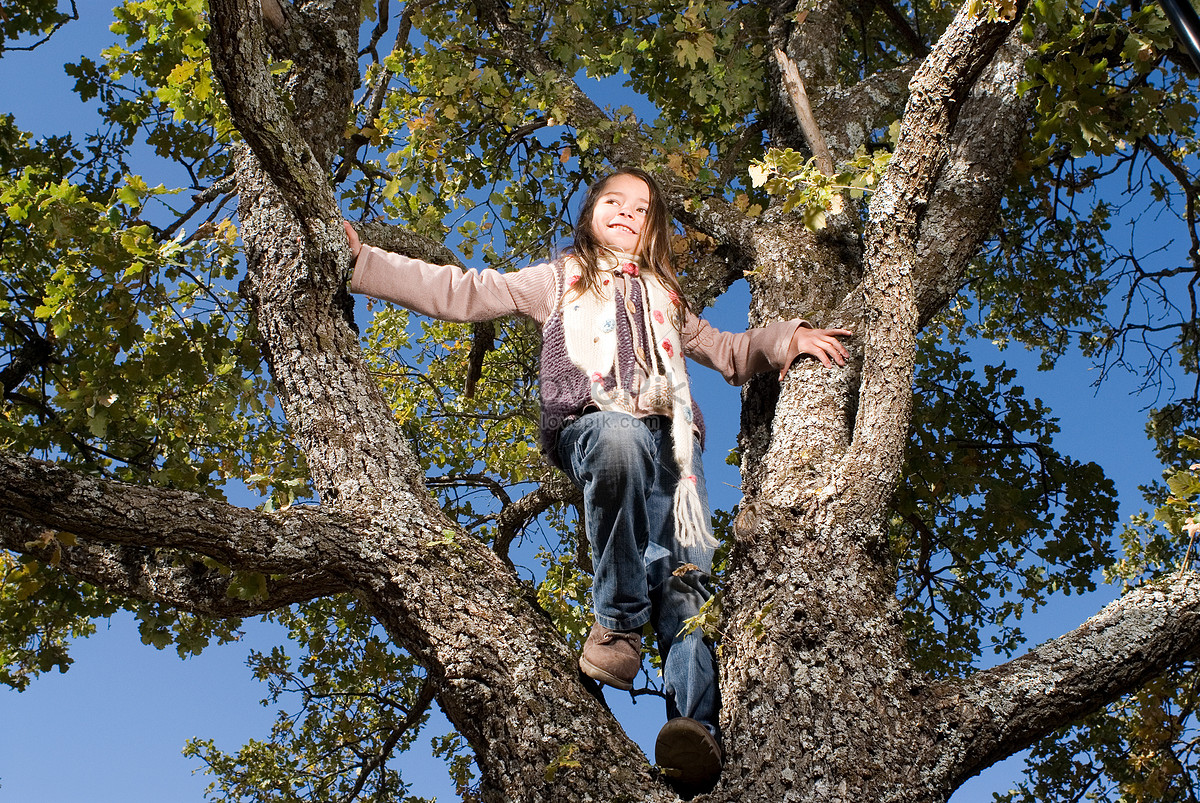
[168,60,197,86]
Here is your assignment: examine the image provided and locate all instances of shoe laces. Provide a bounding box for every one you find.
[600,629,641,647]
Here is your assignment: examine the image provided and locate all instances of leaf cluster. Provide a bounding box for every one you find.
[0,551,117,690]
[184,597,435,803]
[1,0,309,692]
[0,0,76,54]
[748,142,893,230]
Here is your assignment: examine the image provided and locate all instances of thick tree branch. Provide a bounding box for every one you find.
[748,3,1027,507]
[204,17,668,791]
[0,449,661,800]
[0,451,347,576]
[913,34,1034,324]
[355,219,460,267]
[814,64,916,160]
[839,0,1028,515]
[207,0,341,226]
[930,574,1200,788]
[2,514,344,615]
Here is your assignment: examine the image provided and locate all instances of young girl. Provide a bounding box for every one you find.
[343,168,850,790]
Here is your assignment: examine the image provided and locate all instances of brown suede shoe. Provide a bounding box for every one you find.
[578,624,642,691]
[655,717,723,792]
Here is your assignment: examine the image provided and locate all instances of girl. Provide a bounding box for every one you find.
[343,168,850,790]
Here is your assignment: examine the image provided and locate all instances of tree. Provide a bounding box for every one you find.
[3,0,1200,801]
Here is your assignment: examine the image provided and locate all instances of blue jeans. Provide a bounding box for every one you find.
[557,412,720,736]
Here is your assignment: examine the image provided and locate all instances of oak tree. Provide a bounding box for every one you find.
[4,0,1200,801]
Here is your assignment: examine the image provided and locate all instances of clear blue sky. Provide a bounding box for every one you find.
[0,6,1169,801]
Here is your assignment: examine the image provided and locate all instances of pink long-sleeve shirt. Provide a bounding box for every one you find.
[349,244,805,386]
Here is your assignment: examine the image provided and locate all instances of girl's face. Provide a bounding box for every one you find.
[589,173,651,254]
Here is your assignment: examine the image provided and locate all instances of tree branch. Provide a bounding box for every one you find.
[837,0,1028,515]
[468,0,643,167]
[814,63,916,161]
[1,318,55,397]
[339,676,439,803]
[0,2,79,54]
[335,0,434,185]
[930,573,1200,788]
[2,513,345,615]
[355,219,460,267]
[493,472,581,564]
[207,0,343,224]
[913,33,1034,325]
[873,0,929,57]
[762,0,847,175]
[772,47,837,177]
[0,451,350,576]
[463,321,495,399]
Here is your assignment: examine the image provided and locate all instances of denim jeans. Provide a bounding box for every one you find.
[556,411,720,736]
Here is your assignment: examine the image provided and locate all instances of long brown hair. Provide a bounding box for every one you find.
[567,168,690,326]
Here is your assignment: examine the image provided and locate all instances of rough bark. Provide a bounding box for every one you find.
[5,1,1200,802]
[214,2,673,799]
[912,34,1034,325]
[717,4,1042,803]
[815,64,916,161]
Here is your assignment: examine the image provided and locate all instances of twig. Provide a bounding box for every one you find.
[772,47,836,177]
[772,46,843,214]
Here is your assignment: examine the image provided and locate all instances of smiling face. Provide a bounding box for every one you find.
[589,173,651,254]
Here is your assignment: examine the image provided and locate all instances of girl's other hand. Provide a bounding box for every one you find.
[343,220,362,258]
[781,326,853,379]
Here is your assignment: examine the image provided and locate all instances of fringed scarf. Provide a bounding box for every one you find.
[559,252,716,550]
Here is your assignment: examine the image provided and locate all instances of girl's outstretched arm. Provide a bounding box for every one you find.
[684,315,850,385]
[342,223,557,325]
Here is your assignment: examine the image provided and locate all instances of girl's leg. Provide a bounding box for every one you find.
[652,573,720,732]
[557,411,659,631]
[648,438,722,789]
[647,438,720,736]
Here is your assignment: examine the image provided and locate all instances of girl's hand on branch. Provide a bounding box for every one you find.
[781,326,853,379]
[343,220,362,258]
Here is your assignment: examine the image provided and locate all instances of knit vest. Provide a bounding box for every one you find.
[539,253,714,549]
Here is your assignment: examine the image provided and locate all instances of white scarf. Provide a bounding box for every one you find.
[559,252,715,550]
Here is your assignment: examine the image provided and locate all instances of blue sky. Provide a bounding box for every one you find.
[0,5,1173,802]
